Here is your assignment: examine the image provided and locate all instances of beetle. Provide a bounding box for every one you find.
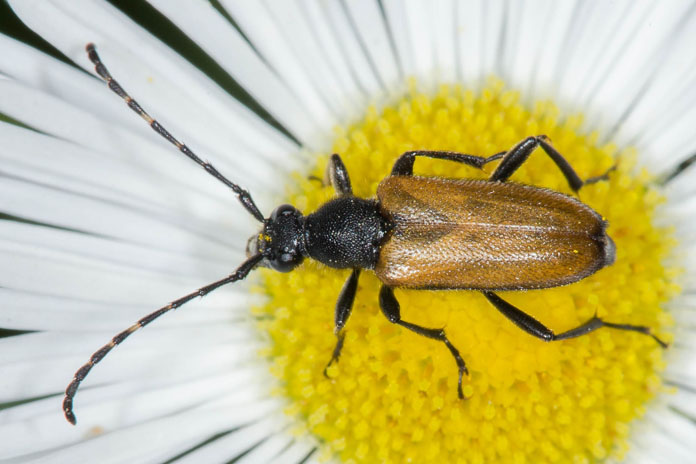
[63,44,667,425]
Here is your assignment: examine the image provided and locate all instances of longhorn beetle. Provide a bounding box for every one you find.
[64,44,668,425]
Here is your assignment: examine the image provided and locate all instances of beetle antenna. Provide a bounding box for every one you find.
[85,43,265,223]
[63,253,264,425]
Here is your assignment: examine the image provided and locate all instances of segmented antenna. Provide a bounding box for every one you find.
[64,44,270,425]
[85,43,265,222]
[63,253,264,425]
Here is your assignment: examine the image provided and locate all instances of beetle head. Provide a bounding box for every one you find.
[246,204,306,272]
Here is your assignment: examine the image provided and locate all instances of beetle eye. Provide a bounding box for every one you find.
[270,251,303,272]
[270,204,298,221]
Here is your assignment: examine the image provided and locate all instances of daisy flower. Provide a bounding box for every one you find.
[1,1,695,463]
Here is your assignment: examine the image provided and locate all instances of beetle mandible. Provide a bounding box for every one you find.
[63,44,667,425]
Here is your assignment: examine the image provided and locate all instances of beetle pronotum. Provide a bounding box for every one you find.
[63,43,669,425]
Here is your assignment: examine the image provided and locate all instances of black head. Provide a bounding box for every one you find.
[247,204,306,272]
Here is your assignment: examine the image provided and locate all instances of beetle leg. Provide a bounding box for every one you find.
[334,269,360,333]
[584,165,617,186]
[482,291,667,347]
[324,269,361,376]
[379,286,469,398]
[490,135,614,192]
[553,318,668,348]
[391,150,505,176]
[660,151,696,185]
[324,153,353,196]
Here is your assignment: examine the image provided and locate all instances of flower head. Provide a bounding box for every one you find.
[1,1,695,463]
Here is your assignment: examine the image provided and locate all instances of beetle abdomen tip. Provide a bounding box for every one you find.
[603,235,617,266]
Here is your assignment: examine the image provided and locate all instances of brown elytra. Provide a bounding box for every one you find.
[376,176,615,290]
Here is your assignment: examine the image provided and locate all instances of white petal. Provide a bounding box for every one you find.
[527,1,577,101]
[553,1,639,105]
[0,286,255,332]
[0,324,256,367]
[174,414,292,464]
[316,0,386,100]
[669,389,696,425]
[0,80,280,210]
[455,0,485,88]
[268,440,316,464]
[583,1,695,143]
[0,220,231,281]
[431,0,457,83]
[0,124,257,243]
[665,346,696,388]
[479,0,505,83]
[214,0,338,146]
[342,0,402,94]
[498,0,552,101]
[1,330,263,401]
[8,0,299,187]
[383,0,439,89]
[381,0,414,83]
[142,0,324,149]
[627,406,696,464]
[621,10,696,172]
[259,0,363,120]
[11,399,283,464]
[299,0,373,104]
[0,178,236,264]
[0,34,145,135]
[234,431,294,464]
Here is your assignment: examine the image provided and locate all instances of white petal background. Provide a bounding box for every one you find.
[0,0,695,463]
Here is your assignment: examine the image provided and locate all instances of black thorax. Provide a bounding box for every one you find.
[304,197,392,269]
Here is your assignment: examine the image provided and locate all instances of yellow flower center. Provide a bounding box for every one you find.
[254,79,677,463]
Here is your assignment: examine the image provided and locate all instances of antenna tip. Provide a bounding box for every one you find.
[64,411,77,426]
[63,397,77,425]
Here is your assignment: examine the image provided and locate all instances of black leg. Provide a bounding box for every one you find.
[325,154,353,196]
[482,291,667,348]
[585,166,617,185]
[324,331,346,377]
[489,135,614,192]
[324,269,360,375]
[661,151,696,185]
[334,269,360,332]
[379,285,469,399]
[391,150,505,176]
